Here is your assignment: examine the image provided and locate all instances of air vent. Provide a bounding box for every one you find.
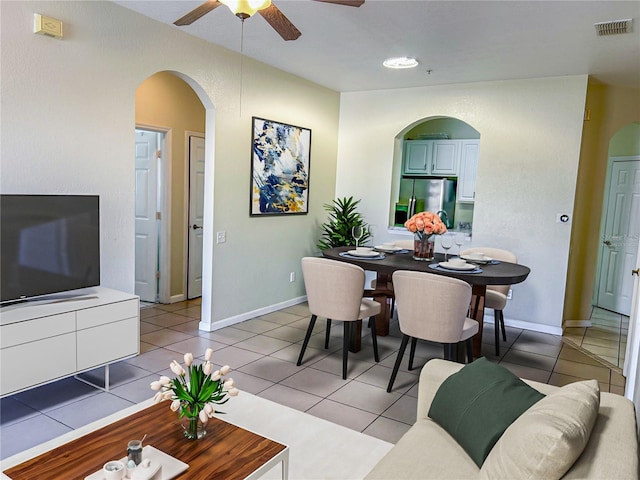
[594,19,632,36]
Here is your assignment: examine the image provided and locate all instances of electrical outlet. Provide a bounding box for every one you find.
[216,231,226,244]
[507,289,513,300]
[289,272,295,282]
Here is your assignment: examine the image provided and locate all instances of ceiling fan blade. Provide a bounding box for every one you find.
[312,0,365,6]
[258,4,302,41]
[174,0,222,26]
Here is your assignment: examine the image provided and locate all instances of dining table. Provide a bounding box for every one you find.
[321,246,531,359]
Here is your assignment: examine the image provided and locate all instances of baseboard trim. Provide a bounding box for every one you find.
[169,294,186,304]
[198,296,308,332]
[563,320,592,328]
[483,312,563,336]
[199,299,563,336]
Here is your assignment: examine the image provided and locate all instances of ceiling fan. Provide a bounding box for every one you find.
[174,0,365,41]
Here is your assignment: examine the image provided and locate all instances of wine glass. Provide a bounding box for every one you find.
[441,235,453,261]
[352,225,364,248]
[455,233,466,256]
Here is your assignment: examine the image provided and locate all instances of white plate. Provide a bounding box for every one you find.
[439,261,478,271]
[374,245,403,252]
[347,250,380,257]
[461,255,493,264]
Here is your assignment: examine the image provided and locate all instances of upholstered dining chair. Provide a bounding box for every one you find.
[387,271,478,392]
[298,257,381,379]
[461,247,517,356]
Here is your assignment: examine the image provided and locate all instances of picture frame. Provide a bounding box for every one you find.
[250,117,311,216]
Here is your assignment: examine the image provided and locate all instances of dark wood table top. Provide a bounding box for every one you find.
[3,402,287,480]
[322,246,530,286]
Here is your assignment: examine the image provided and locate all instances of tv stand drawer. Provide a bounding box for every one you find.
[1,333,76,394]
[77,317,139,370]
[77,299,138,330]
[1,312,75,349]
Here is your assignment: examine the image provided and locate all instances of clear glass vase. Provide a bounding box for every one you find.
[181,414,207,440]
[413,232,435,261]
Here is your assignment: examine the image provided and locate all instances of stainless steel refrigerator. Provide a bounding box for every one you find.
[398,178,456,228]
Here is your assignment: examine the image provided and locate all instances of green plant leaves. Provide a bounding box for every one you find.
[169,364,227,419]
[317,196,371,250]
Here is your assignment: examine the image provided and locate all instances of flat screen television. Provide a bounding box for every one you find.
[1,195,100,304]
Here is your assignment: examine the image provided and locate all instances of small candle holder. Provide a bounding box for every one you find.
[127,439,143,466]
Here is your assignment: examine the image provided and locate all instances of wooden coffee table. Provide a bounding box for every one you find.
[2,401,289,480]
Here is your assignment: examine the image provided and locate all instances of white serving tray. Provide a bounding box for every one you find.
[85,445,188,480]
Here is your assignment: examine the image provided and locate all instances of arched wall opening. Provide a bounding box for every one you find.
[574,122,640,369]
[134,71,214,316]
[389,116,481,233]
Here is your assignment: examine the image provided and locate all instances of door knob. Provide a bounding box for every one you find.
[633,268,639,277]
[192,224,203,230]
[603,240,612,246]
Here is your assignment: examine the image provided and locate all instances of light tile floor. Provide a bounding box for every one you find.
[563,306,629,370]
[0,299,627,461]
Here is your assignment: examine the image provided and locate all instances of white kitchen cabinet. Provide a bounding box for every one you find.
[457,140,480,203]
[0,287,139,396]
[432,141,459,175]
[403,141,432,174]
[402,140,459,176]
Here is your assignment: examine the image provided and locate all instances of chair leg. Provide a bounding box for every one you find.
[444,343,455,361]
[408,337,418,371]
[369,316,379,362]
[325,318,332,349]
[499,310,507,341]
[494,310,501,357]
[297,314,317,366]
[387,334,410,392]
[342,322,350,380]
[466,338,474,363]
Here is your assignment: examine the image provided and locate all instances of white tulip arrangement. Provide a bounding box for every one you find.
[150,348,239,439]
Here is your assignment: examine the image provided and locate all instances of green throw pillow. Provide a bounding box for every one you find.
[428,357,545,467]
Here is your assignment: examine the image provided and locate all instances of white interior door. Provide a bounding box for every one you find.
[187,135,205,299]
[135,130,160,302]
[597,159,640,315]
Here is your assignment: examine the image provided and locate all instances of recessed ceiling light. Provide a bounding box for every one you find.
[383,56,419,69]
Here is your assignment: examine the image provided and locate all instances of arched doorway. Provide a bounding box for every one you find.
[134,72,206,304]
[571,122,640,370]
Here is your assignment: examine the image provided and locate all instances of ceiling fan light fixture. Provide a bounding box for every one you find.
[219,0,272,19]
[383,56,419,69]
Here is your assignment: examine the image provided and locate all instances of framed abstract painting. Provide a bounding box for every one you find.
[250,117,311,216]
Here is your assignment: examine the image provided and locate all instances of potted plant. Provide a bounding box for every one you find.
[317,196,371,250]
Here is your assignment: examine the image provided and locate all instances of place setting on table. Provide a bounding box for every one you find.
[429,251,499,275]
[339,226,410,260]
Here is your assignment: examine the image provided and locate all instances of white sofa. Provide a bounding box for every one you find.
[366,359,639,479]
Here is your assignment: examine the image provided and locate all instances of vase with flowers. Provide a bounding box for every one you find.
[150,348,239,440]
[404,211,448,261]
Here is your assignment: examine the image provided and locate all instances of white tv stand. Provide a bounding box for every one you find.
[0,287,139,397]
